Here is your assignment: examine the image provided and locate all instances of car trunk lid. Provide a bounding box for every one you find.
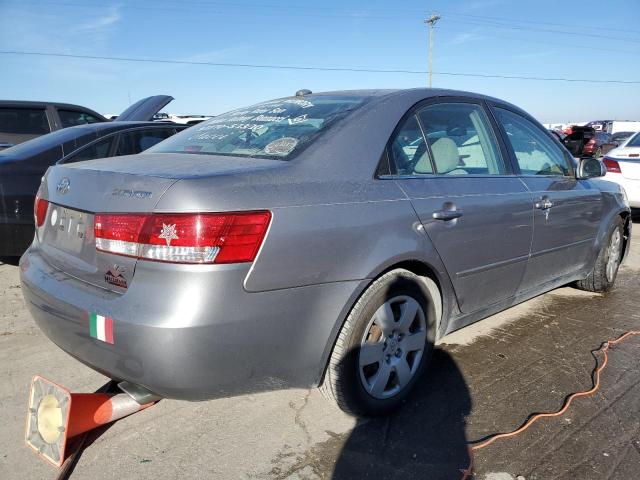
[38,154,283,292]
[38,164,177,293]
[113,95,174,122]
[618,151,640,179]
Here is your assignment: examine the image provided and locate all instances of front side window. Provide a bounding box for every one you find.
[149,95,366,159]
[58,109,102,128]
[62,137,114,163]
[0,107,49,135]
[115,128,176,156]
[494,108,570,176]
[417,103,505,175]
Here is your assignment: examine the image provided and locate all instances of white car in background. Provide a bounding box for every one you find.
[602,132,640,208]
[153,113,212,125]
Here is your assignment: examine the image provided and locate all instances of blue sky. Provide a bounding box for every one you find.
[0,0,638,122]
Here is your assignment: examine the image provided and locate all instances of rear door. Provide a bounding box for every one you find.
[491,106,603,292]
[389,98,533,313]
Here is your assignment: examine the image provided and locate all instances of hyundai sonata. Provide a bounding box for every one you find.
[20,89,631,415]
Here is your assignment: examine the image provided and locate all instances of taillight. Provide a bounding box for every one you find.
[603,157,621,174]
[95,211,271,264]
[34,194,48,227]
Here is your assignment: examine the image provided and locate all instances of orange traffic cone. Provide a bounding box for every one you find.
[25,375,155,467]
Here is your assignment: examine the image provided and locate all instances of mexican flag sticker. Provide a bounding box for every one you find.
[89,312,114,344]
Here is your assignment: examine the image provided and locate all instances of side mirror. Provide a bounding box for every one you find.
[576,157,606,179]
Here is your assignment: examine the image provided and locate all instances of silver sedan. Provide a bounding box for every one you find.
[21,89,631,415]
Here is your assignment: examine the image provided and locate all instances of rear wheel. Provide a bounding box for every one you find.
[575,216,624,292]
[320,269,439,416]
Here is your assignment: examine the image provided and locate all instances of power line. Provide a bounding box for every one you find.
[7,0,640,44]
[445,17,640,44]
[1,50,639,84]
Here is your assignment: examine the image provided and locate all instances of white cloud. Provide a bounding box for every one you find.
[73,5,122,33]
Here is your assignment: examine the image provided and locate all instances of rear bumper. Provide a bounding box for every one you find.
[604,173,640,208]
[20,246,366,400]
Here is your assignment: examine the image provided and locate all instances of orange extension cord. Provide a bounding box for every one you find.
[460,330,640,479]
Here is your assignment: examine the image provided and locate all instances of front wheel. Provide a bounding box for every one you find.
[575,216,624,292]
[320,269,439,416]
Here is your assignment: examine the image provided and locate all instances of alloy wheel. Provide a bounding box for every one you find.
[358,295,427,399]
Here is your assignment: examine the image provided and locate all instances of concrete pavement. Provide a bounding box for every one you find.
[1,221,638,479]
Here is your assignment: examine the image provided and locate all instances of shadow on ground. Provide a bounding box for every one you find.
[332,349,471,479]
[0,256,20,266]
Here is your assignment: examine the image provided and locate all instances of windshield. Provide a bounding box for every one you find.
[149,95,366,159]
[626,133,640,147]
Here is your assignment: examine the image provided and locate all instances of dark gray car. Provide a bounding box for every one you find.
[0,100,107,150]
[20,89,631,416]
[0,96,186,256]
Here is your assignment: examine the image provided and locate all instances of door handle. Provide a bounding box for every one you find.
[432,210,463,221]
[534,197,553,210]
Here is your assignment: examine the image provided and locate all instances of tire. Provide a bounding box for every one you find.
[320,269,439,416]
[575,216,624,293]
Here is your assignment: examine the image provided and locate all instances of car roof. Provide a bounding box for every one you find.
[306,88,525,113]
[0,121,184,160]
[310,88,503,101]
[0,100,100,109]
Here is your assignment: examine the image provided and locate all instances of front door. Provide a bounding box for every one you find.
[389,100,534,313]
[491,106,603,292]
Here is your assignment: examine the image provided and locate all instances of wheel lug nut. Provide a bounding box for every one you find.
[395,349,402,358]
[385,354,391,363]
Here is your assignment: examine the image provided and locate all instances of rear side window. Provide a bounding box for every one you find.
[62,137,115,164]
[388,115,431,175]
[58,109,102,128]
[116,128,175,156]
[150,95,366,159]
[494,108,570,176]
[417,103,505,175]
[0,107,50,134]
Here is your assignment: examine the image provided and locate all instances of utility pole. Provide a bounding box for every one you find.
[424,14,441,88]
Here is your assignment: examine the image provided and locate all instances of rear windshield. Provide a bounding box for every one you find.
[149,95,366,159]
[627,133,640,147]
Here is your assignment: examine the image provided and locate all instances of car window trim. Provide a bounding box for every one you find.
[57,131,119,164]
[114,125,178,156]
[59,124,183,163]
[380,96,514,179]
[487,101,575,178]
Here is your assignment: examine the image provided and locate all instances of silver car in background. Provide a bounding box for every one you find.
[21,89,631,415]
